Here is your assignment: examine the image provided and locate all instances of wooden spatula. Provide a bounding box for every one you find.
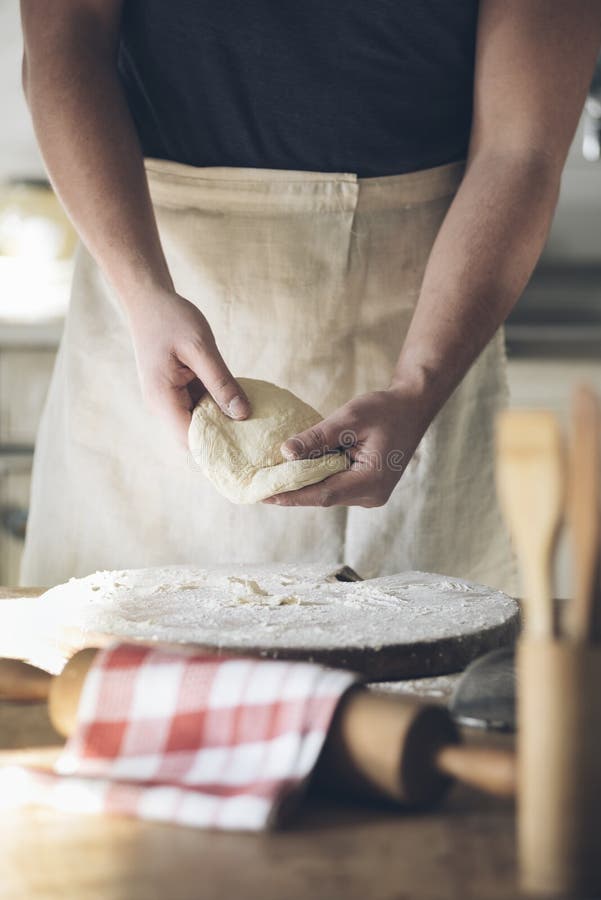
[496,410,564,639]
[566,385,601,642]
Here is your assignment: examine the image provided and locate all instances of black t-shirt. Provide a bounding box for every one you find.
[118,0,478,178]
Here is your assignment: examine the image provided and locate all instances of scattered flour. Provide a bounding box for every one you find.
[1,564,518,675]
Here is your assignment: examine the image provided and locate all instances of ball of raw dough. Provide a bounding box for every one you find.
[188,378,348,504]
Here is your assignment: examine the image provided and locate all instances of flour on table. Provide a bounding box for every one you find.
[188,378,348,504]
[1,564,518,675]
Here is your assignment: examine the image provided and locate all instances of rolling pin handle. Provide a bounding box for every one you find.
[0,659,52,702]
[48,648,99,737]
[434,744,516,798]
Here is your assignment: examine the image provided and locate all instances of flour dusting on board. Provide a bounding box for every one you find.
[2,564,519,674]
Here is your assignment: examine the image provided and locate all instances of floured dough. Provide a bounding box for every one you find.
[188,378,347,503]
[1,564,519,680]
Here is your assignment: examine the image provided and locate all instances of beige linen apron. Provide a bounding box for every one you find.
[20,159,516,593]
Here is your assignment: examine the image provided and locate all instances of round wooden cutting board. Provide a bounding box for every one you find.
[7,565,520,681]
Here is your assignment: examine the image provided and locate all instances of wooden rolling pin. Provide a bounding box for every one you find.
[0,651,515,808]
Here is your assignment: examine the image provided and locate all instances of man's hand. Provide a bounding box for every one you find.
[263,387,430,508]
[128,291,250,446]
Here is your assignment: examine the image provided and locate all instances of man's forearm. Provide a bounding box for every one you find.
[391,149,561,419]
[22,9,172,314]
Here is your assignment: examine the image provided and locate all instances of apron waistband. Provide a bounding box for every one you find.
[144,158,466,215]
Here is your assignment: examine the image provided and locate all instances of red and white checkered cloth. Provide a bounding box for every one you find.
[1,644,357,830]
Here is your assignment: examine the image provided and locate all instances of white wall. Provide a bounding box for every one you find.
[0,1,44,180]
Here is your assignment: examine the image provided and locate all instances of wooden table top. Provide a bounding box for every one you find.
[0,587,524,900]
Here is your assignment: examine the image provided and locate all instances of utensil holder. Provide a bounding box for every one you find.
[518,639,601,896]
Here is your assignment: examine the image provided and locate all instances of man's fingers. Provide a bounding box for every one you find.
[153,385,194,448]
[281,415,355,461]
[181,337,250,420]
[263,467,370,508]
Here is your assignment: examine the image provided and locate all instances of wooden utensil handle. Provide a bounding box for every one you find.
[435,744,516,797]
[566,384,601,642]
[496,409,564,640]
[0,651,97,734]
[0,659,52,701]
[49,648,98,736]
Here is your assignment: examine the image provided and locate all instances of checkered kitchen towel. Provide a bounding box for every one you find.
[3,644,357,830]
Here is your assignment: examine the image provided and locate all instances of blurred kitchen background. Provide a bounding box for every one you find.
[0,4,600,591]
